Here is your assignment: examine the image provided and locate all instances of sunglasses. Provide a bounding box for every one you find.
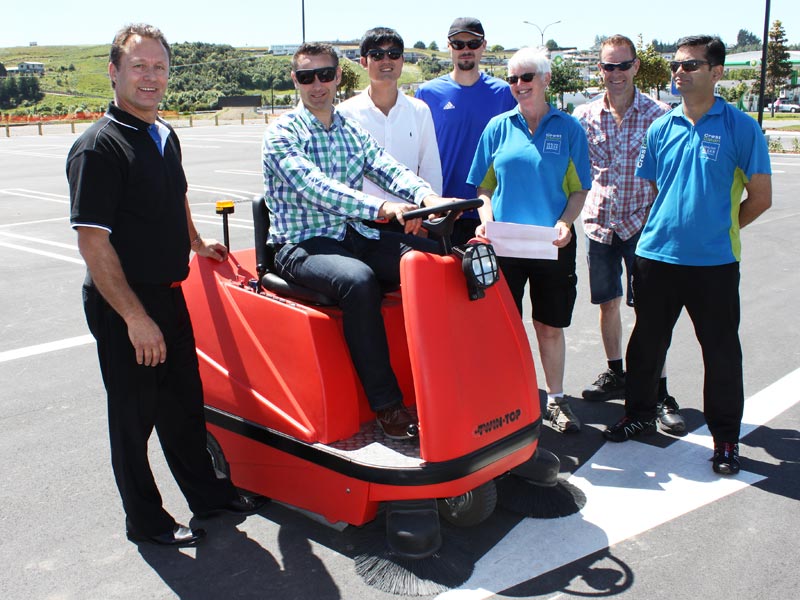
[366,48,403,61]
[669,59,711,73]
[449,38,484,50]
[294,66,337,85]
[599,60,636,72]
[506,72,536,85]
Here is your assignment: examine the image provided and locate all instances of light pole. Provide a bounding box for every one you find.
[757,0,771,127]
[301,0,306,43]
[523,20,561,48]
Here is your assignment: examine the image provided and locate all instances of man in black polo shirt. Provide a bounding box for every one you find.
[67,23,265,547]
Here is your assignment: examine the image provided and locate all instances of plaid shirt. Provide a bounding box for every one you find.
[574,89,670,243]
[262,105,434,244]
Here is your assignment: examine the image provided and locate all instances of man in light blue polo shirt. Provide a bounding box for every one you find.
[603,36,772,476]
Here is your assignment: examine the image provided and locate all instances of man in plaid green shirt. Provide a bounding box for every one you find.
[262,43,453,440]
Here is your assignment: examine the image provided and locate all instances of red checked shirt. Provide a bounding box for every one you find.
[574,89,670,243]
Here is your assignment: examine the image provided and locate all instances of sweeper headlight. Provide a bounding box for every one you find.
[455,242,499,301]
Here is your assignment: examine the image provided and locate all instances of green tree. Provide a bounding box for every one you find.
[634,37,671,97]
[549,59,584,109]
[490,44,505,53]
[732,29,761,52]
[419,56,444,80]
[338,60,360,99]
[0,62,6,77]
[717,81,749,106]
[545,39,558,51]
[413,41,426,50]
[591,35,607,52]
[428,41,439,52]
[753,20,793,115]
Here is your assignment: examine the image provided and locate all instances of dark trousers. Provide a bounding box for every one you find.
[625,257,744,443]
[274,227,436,412]
[84,284,235,536]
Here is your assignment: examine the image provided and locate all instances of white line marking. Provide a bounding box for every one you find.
[0,216,69,229]
[0,151,65,159]
[215,169,262,177]
[0,188,69,204]
[437,367,800,599]
[0,334,94,364]
[0,231,77,250]
[0,241,84,264]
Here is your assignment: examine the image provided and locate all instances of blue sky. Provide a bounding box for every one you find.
[5,0,798,51]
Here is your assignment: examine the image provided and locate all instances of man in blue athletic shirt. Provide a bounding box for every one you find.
[603,36,772,477]
[416,17,516,245]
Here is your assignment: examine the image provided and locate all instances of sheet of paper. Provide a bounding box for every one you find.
[484,221,558,260]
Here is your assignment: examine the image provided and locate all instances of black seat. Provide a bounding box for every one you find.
[252,196,337,306]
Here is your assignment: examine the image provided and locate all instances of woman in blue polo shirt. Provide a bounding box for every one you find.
[468,46,591,434]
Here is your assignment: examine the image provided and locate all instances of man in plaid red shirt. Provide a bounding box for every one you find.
[572,35,685,434]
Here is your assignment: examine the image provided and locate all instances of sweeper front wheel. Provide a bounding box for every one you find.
[206,431,230,479]
[437,480,497,527]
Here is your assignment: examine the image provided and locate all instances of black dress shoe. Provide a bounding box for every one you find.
[126,524,206,547]
[194,494,269,519]
[376,405,419,440]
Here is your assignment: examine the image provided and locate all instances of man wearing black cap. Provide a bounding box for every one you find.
[416,17,516,245]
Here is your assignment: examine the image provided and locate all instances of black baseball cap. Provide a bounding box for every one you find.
[448,17,485,39]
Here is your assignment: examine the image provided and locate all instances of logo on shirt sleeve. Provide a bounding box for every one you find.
[636,138,648,169]
[700,133,721,162]
[544,133,562,154]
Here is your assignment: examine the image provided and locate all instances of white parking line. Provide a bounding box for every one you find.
[0,334,94,364]
[0,231,77,250]
[0,188,69,203]
[438,367,800,599]
[0,241,84,264]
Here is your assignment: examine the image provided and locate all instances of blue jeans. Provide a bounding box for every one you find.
[586,232,640,306]
[274,226,436,412]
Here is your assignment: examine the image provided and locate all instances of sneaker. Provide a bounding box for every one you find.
[712,442,740,475]
[546,398,581,433]
[603,416,657,442]
[582,369,625,402]
[657,395,686,434]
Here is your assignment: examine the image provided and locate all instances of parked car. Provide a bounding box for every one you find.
[768,100,800,113]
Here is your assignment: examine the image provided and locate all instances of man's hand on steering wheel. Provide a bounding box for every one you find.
[378,201,425,235]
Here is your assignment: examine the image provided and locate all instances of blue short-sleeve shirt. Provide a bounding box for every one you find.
[467,105,592,226]
[635,97,771,266]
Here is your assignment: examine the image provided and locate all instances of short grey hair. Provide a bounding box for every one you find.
[508,47,551,77]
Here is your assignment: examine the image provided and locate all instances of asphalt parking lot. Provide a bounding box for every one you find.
[1,122,799,600]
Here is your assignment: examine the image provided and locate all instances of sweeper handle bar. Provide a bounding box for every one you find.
[402,198,483,221]
[402,198,484,255]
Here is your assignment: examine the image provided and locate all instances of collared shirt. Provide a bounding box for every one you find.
[67,102,190,284]
[262,105,435,244]
[573,90,669,243]
[635,97,771,266]
[337,89,442,201]
[466,105,592,227]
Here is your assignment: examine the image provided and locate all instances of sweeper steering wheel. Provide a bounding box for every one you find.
[401,197,483,222]
[402,198,484,254]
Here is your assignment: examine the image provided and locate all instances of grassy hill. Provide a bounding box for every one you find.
[0,43,458,115]
[1,45,113,113]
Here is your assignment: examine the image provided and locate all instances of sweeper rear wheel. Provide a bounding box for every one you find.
[437,480,497,527]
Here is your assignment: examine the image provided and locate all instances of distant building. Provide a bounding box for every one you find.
[270,44,302,56]
[18,62,45,76]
